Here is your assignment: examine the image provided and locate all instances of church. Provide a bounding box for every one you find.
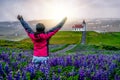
[72,20,86,31]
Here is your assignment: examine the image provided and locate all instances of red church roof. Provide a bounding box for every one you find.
[72,24,83,28]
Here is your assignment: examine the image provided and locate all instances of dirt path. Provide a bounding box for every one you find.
[50,44,76,56]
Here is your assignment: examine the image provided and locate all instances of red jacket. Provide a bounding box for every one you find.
[19,18,67,57]
[27,29,59,56]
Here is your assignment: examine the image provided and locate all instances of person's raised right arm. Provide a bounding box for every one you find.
[47,17,67,33]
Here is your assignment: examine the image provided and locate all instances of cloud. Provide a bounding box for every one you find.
[0,0,120,21]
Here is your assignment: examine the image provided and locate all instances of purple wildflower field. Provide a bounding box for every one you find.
[0,47,120,80]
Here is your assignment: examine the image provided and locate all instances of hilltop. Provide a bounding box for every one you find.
[0,31,120,50]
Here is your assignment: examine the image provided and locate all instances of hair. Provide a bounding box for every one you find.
[34,23,45,37]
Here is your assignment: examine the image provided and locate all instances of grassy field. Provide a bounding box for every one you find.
[0,31,120,50]
[86,32,120,47]
[50,31,82,44]
[1,31,120,79]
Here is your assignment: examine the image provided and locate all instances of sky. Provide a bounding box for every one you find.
[0,0,120,21]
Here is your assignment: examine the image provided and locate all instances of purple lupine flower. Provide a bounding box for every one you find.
[93,69,109,80]
[58,68,62,73]
[56,57,64,66]
[68,69,76,77]
[39,64,45,73]
[49,57,57,66]
[25,64,35,79]
[114,74,120,80]
[22,71,27,80]
[2,53,10,62]
[11,52,16,58]
[73,58,80,68]
[109,63,117,72]
[0,64,5,76]
[78,68,85,80]
[0,76,3,80]
[65,56,73,66]
[4,63,9,74]
[52,73,58,80]
[14,72,21,80]
[44,67,50,77]
[7,73,13,80]
[85,68,91,78]
[18,53,22,57]
[12,62,18,70]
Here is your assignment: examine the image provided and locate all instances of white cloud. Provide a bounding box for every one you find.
[0,0,120,21]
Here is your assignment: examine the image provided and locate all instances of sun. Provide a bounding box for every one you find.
[51,5,74,19]
[46,3,78,20]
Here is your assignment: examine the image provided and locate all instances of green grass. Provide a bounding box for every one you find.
[66,44,120,55]
[50,31,82,44]
[86,32,120,49]
[87,32,120,46]
[0,38,33,50]
[50,44,69,52]
[0,31,120,50]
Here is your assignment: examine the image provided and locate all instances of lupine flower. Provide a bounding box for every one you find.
[0,64,5,77]
[58,68,62,73]
[114,74,120,80]
[52,73,58,80]
[4,63,9,74]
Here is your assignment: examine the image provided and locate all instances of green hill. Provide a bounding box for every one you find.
[0,31,120,50]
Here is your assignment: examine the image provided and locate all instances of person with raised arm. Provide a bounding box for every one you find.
[17,15,67,66]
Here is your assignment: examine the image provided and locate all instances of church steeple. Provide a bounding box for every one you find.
[82,20,86,24]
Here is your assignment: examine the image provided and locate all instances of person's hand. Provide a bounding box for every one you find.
[62,17,67,22]
[64,17,67,20]
[17,15,23,20]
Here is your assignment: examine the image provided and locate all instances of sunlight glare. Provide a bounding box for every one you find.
[47,3,78,20]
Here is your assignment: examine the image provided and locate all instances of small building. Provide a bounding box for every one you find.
[72,20,86,31]
[72,24,85,31]
[72,24,84,31]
